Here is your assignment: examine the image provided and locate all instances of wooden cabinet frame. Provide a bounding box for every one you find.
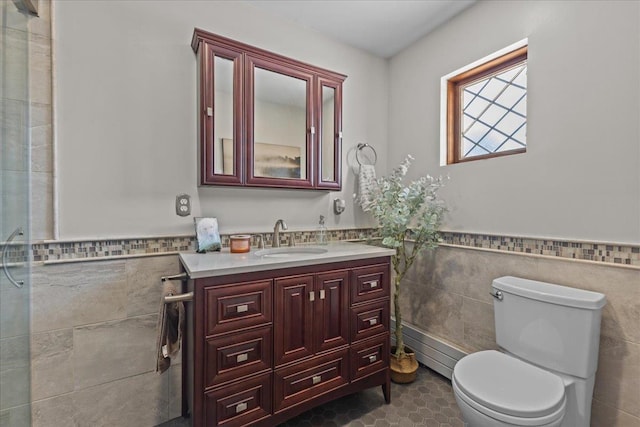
[191,28,346,190]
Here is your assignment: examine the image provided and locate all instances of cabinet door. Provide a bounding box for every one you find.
[274,275,314,366]
[245,54,314,189]
[199,41,244,185]
[316,77,342,190]
[314,270,349,353]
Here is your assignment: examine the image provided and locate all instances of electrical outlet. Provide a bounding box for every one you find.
[175,194,191,217]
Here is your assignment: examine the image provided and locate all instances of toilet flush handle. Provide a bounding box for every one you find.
[490,289,503,301]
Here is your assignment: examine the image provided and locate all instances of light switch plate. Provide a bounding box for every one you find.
[175,194,191,217]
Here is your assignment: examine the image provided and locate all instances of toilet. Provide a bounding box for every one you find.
[452,276,606,427]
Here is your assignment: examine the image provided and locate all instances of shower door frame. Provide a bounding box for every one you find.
[0,0,38,424]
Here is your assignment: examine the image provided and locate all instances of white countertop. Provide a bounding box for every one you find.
[179,241,396,279]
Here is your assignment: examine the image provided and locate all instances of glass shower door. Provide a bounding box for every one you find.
[1,1,32,425]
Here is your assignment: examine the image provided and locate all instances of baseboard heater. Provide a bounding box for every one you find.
[390,318,467,380]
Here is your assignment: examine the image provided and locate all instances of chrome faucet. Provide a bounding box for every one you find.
[272,219,288,248]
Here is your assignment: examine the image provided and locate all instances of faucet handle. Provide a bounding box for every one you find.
[288,233,296,247]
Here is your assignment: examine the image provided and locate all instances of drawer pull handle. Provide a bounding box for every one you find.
[368,318,377,326]
[368,355,377,363]
[309,291,315,302]
[312,375,322,385]
[236,353,248,363]
[319,290,325,300]
[236,304,248,313]
[235,402,247,413]
[369,280,378,288]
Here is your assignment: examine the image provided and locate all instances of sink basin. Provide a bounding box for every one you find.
[254,247,328,258]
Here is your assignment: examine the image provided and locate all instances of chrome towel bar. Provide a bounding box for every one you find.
[161,273,191,303]
[161,272,188,282]
[164,291,193,304]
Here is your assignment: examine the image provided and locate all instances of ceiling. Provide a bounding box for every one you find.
[243,0,476,58]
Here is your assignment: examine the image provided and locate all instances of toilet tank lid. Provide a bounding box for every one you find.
[493,276,606,310]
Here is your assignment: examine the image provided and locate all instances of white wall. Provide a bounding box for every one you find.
[54,0,388,239]
[389,0,640,244]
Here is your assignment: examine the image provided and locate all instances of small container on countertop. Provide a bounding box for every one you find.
[229,235,251,253]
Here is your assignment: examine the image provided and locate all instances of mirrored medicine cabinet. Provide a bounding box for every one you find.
[191,28,346,190]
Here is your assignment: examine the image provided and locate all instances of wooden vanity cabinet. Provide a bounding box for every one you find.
[185,257,391,427]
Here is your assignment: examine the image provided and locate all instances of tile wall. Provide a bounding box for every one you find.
[29,256,183,426]
[400,244,640,426]
[11,227,637,426]
[0,0,54,242]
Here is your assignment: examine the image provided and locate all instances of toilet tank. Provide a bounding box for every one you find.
[492,276,606,379]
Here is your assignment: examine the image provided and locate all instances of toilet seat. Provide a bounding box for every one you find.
[452,350,566,426]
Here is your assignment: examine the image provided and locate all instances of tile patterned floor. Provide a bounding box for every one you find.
[158,366,463,427]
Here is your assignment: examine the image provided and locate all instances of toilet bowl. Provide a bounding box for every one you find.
[452,350,566,427]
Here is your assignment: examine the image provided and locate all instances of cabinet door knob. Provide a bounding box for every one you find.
[312,375,322,385]
[207,107,213,117]
[236,304,249,313]
[235,402,247,413]
[309,291,315,301]
[319,290,325,300]
[236,353,248,363]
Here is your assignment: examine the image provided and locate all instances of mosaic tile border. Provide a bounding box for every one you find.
[22,228,381,264]
[1,229,638,268]
[439,231,640,267]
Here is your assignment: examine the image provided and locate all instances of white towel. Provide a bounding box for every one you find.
[357,164,377,211]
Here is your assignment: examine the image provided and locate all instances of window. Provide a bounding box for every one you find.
[446,45,527,164]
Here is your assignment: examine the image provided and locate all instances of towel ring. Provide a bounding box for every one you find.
[356,143,377,166]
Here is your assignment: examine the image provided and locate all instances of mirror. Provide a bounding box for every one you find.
[213,56,235,175]
[320,85,336,182]
[253,67,307,180]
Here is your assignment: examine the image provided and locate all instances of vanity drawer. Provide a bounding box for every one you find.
[350,264,389,305]
[350,299,389,343]
[205,279,272,336]
[204,326,272,388]
[273,348,349,412]
[350,334,389,381]
[204,372,272,427]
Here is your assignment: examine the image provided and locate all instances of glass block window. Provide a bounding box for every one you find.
[447,46,527,164]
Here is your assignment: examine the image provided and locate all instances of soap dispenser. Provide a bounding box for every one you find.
[316,215,328,245]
